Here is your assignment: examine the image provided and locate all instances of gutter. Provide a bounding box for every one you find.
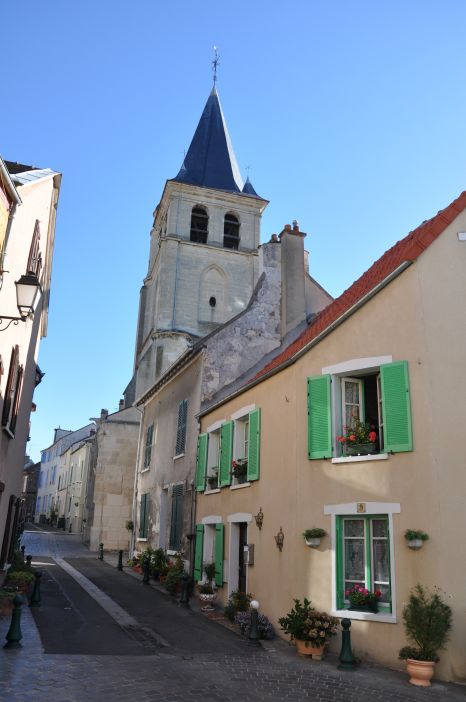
[199,260,413,417]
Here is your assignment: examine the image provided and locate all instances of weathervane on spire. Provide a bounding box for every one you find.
[212,46,220,85]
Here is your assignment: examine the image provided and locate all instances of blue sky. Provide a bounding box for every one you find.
[3,1,466,459]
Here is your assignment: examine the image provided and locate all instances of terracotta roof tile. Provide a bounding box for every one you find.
[255,191,466,380]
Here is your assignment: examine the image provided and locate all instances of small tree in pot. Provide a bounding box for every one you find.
[399,584,452,687]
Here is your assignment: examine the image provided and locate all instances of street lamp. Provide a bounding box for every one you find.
[0,274,41,331]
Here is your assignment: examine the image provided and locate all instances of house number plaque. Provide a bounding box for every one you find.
[357,503,366,513]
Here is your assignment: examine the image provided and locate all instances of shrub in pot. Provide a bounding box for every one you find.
[303,528,327,547]
[223,590,252,622]
[399,584,452,686]
[278,598,338,659]
[6,570,35,593]
[404,530,429,550]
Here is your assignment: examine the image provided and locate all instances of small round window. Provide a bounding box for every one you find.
[209,296,216,308]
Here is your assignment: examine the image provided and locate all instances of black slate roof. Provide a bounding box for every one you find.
[173,87,244,193]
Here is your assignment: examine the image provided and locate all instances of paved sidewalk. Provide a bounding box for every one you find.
[0,527,464,702]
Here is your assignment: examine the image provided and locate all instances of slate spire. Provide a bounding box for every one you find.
[173,87,244,193]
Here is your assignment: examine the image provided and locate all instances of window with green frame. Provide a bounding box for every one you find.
[336,515,391,612]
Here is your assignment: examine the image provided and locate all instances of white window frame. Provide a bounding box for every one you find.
[324,501,399,623]
[322,356,392,464]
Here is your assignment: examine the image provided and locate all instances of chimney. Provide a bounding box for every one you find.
[100,408,108,421]
[119,399,125,411]
[279,221,307,338]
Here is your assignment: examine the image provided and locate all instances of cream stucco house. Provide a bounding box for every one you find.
[0,158,61,571]
[194,191,466,683]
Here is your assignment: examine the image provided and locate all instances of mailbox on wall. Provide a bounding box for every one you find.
[243,544,255,566]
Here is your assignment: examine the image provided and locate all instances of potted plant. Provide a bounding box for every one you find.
[399,584,452,687]
[5,570,35,594]
[125,520,134,531]
[346,584,382,613]
[223,590,252,622]
[0,588,16,616]
[404,529,429,550]
[231,458,248,484]
[279,598,338,659]
[303,528,327,548]
[337,421,378,456]
[151,548,168,580]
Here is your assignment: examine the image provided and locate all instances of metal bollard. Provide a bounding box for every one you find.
[338,618,356,670]
[249,600,260,642]
[20,545,25,561]
[26,555,32,567]
[29,571,42,607]
[179,572,190,606]
[98,543,104,561]
[117,550,123,571]
[142,560,150,584]
[4,595,23,649]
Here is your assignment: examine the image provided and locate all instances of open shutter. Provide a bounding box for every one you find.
[215,523,224,587]
[380,361,412,453]
[307,375,332,459]
[194,524,204,582]
[195,433,208,492]
[247,408,261,481]
[219,421,233,487]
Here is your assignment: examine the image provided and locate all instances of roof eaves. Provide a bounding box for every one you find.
[0,156,21,204]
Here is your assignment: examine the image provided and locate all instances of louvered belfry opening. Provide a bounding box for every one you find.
[190,206,208,243]
[223,213,240,249]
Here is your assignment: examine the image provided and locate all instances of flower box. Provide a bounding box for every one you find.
[349,602,379,613]
[343,442,377,456]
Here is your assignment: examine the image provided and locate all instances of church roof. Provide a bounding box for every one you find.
[173,87,245,193]
[242,176,260,197]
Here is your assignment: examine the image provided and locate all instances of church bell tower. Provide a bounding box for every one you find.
[133,86,268,399]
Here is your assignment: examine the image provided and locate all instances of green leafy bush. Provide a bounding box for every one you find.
[223,590,252,622]
[399,585,452,662]
[6,571,35,586]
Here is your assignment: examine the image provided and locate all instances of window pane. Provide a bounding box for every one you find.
[344,519,364,537]
[344,539,365,581]
[372,519,387,538]
[372,539,389,583]
[345,381,360,405]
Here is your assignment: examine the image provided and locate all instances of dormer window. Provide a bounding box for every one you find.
[223,213,240,250]
[190,206,208,244]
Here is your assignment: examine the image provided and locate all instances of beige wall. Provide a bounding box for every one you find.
[197,210,466,682]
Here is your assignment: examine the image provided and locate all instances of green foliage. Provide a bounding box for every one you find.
[125,520,134,531]
[404,530,429,541]
[223,590,252,622]
[303,528,327,539]
[9,552,33,574]
[152,548,169,575]
[400,585,452,662]
[279,598,315,641]
[164,553,185,594]
[6,571,35,586]
[0,588,16,600]
[198,582,214,594]
[204,562,216,581]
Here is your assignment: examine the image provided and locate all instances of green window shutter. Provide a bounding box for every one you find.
[175,399,188,455]
[215,523,224,587]
[194,524,204,582]
[169,485,183,551]
[247,408,261,481]
[335,517,344,609]
[144,424,154,468]
[139,493,149,538]
[380,361,413,453]
[195,433,208,492]
[307,375,332,459]
[219,421,233,487]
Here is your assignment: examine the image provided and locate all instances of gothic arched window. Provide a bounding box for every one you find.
[190,206,208,244]
[223,213,240,250]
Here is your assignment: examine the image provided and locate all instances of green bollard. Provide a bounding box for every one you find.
[20,545,25,562]
[117,550,123,571]
[142,560,150,584]
[179,572,190,606]
[29,571,42,607]
[338,618,356,670]
[4,595,23,649]
[98,543,104,561]
[249,600,260,642]
[26,555,32,567]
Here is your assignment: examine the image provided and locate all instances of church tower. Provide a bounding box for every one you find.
[134,87,268,398]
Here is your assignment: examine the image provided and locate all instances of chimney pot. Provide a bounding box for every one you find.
[284,224,292,231]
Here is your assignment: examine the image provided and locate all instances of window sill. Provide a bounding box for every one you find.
[141,467,151,473]
[332,608,396,623]
[331,453,389,465]
[205,488,220,495]
[137,538,148,542]
[173,453,185,461]
[230,482,251,490]
[166,550,178,556]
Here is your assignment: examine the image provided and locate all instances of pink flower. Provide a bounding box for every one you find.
[368,431,377,442]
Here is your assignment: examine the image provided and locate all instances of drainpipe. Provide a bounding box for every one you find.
[130,405,144,555]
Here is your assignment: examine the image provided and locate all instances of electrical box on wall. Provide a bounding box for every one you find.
[244,544,254,566]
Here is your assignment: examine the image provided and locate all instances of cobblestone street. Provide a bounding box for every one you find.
[1,528,465,702]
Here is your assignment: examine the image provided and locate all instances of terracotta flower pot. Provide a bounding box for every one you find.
[295,639,325,660]
[406,659,435,687]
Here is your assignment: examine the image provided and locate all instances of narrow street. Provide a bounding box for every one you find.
[0,528,464,702]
